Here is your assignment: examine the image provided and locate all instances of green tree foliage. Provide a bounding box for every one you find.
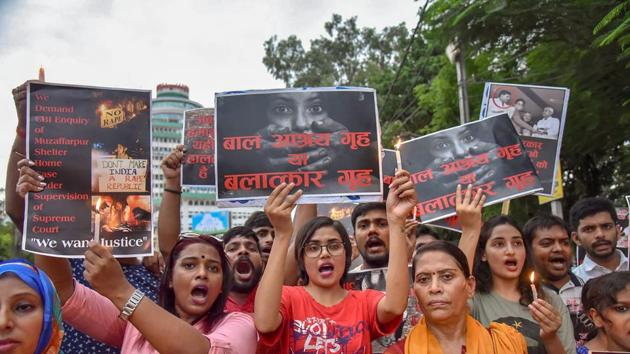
[0,222,17,261]
[594,0,630,71]
[262,1,630,224]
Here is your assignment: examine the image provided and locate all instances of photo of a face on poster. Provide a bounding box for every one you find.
[480,82,570,196]
[400,114,542,223]
[215,88,382,203]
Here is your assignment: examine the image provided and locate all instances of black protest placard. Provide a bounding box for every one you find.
[480,82,570,196]
[382,149,397,201]
[182,108,215,186]
[215,88,382,203]
[317,203,356,235]
[24,82,152,257]
[400,114,542,223]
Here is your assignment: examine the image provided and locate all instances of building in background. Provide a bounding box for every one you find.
[151,84,259,234]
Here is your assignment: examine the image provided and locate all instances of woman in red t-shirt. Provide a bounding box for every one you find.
[254,171,418,354]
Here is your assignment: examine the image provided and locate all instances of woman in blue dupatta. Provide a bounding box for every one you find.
[0,259,63,354]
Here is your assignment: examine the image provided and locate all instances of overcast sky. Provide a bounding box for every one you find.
[0,0,420,189]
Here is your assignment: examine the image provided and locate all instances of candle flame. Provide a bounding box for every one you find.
[529,271,535,283]
[95,197,102,211]
[395,138,402,150]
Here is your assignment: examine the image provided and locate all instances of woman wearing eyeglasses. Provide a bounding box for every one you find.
[255,170,417,353]
[32,236,256,354]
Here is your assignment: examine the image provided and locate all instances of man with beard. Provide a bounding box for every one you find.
[524,215,595,345]
[245,211,275,265]
[571,197,628,282]
[222,226,264,313]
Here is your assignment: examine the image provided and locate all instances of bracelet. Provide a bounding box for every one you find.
[119,289,145,321]
[164,188,182,195]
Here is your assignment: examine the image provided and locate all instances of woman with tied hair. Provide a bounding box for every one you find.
[457,185,576,354]
[577,271,630,353]
[255,172,417,353]
[34,236,256,354]
[0,259,63,354]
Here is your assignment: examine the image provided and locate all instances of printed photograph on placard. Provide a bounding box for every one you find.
[215,87,382,202]
[399,114,542,223]
[24,82,152,257]
[91,141,149,193]
[317,203,356,235]
[182,108,215,186]
[479,82,570,196]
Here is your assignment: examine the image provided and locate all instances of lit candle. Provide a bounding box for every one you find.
[530,271,538,300]
[94,198,102,243]
[394,138,402,171]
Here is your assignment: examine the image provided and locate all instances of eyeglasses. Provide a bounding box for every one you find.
[177,232,223,246]
[303,241,345,258]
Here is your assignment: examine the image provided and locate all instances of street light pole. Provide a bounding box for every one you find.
[446,41,470,124]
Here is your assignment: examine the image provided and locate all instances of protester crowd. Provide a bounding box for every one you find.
[3,79,630,354]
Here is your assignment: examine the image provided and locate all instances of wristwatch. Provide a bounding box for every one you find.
[119,289,145,321]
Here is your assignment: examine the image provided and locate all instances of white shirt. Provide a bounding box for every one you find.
[533,117,560,139]
[573,249,629,283]
[487,98,515,117]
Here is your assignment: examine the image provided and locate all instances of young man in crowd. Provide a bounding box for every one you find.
[244,211,275,265]
[570,197,628,282]
[524,214,594,345]
[413,224,439,257]
[221,226,264,313]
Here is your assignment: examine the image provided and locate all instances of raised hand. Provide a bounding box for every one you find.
[455,184,486,232]
[83,241,134,305]
[263,183,303,236]
[16,159,45,197]
[386,170,419,223]
[404,219,419,260]
[160,144,185,181]
[142,251,165,277]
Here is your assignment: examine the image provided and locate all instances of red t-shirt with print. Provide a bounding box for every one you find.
[258,286,402,354]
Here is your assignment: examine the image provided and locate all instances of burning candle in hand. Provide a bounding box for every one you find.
[530,271,538,300]
[395,138,402,171]
[94,198,102,243]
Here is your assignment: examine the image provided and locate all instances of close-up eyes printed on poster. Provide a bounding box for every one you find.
[24,82,153,257]
[215,87,382,204]
[399,114,542,223]
[182,108,215,186]
[480,82,570,196]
